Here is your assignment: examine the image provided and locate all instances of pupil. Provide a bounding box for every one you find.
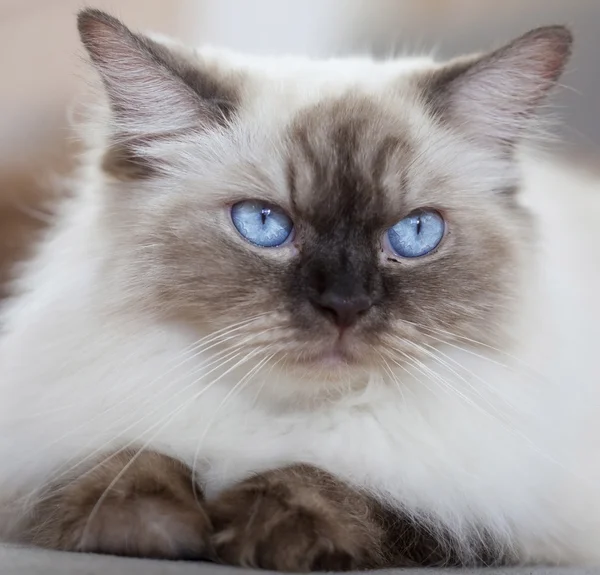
[415,216,421,235]
[260,208,270,225]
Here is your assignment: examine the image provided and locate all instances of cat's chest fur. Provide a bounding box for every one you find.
[0,307,559,501]
[3,309,562,514]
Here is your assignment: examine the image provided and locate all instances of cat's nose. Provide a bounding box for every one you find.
[310,291,373,329]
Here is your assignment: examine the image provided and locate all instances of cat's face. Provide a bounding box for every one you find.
[78,11,570,387]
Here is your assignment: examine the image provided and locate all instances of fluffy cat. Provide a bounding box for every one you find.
[0,7,599,571]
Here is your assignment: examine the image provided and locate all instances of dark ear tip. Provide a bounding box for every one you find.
[77,8,125,41]
[520,25,573,56]
[530,25,573,43]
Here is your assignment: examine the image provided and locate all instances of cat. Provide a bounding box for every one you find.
[0,6,599,571]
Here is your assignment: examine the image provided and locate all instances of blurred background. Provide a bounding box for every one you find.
[0,0,598,296]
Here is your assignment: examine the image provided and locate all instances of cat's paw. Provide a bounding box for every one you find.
[207,468,381,572]
[28,451,212,560]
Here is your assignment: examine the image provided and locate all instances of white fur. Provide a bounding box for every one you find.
[0,46,599,565]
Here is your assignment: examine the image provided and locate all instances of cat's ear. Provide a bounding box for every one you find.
[77,9,236,140]
[421,26,572,145]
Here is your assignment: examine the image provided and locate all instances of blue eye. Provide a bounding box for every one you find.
[231,200,294,247]
[386,210,445,258]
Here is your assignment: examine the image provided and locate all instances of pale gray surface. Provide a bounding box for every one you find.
[2,545,600,575]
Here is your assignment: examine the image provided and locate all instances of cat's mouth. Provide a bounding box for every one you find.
[312,346,353,367]
[295,335,364,369]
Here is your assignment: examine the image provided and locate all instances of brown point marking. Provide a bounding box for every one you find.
[208,463,508,571]
[26,450,211,560]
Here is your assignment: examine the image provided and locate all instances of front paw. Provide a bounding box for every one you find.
[207,467,381,572]
[28,451,212,560]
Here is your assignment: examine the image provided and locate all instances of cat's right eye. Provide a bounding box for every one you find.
[231,200,294,248]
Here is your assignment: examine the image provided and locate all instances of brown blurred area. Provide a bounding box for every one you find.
[1,0,598,298]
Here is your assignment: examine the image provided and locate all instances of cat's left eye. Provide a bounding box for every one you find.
[231,200,294,247]
[385,210,445,258]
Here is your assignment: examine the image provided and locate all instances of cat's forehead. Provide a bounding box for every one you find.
[284,96,414,231]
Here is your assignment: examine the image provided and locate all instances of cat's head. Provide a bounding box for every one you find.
[77,10,571,393]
